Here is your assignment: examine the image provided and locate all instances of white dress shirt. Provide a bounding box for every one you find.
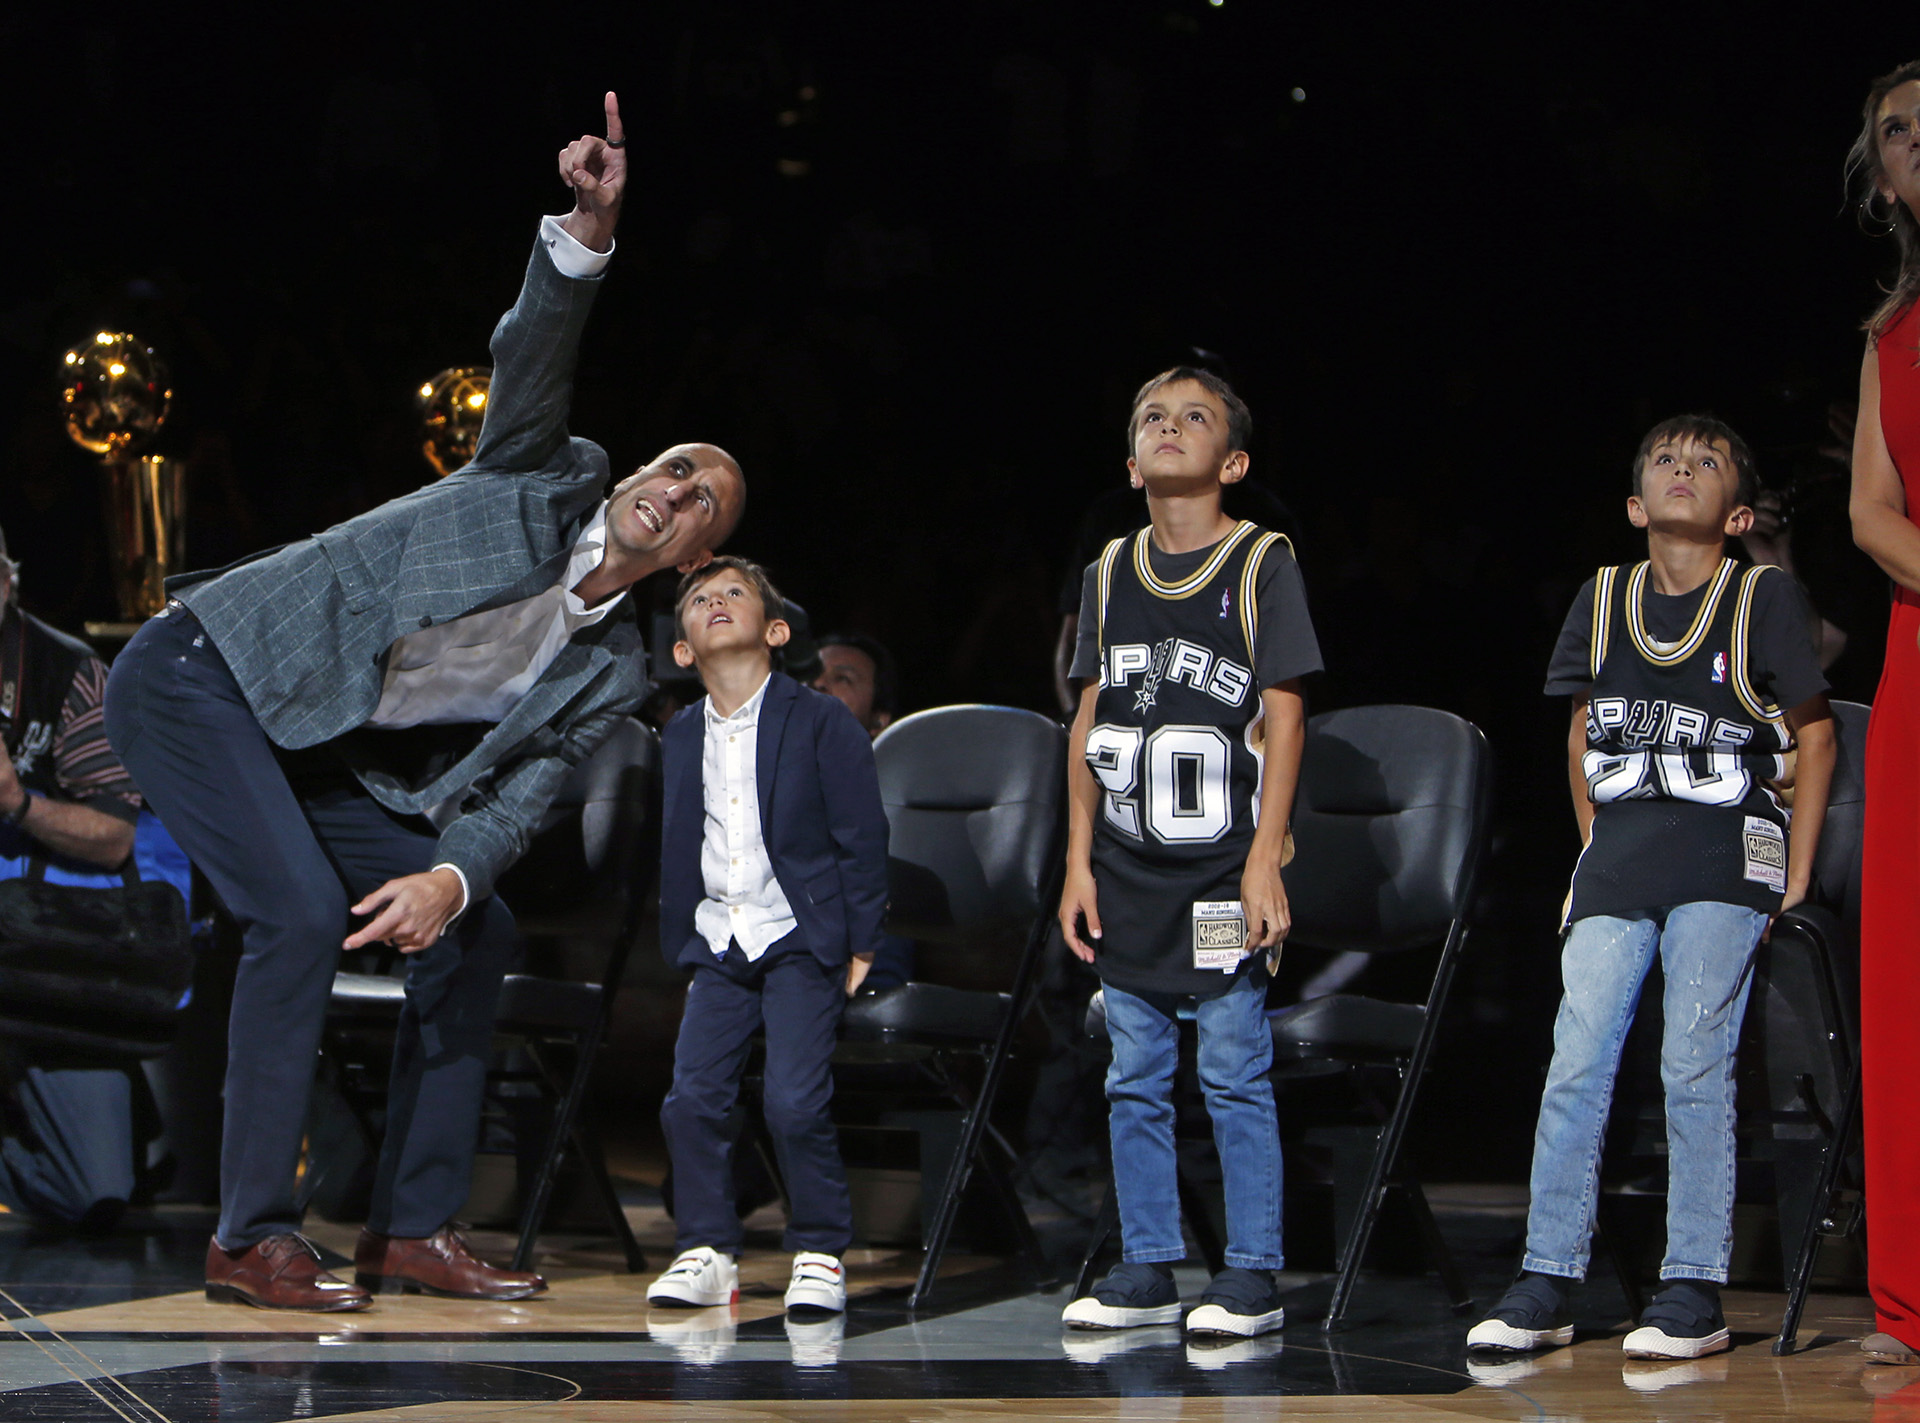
[694,675,798,961]
[370,503,621,728]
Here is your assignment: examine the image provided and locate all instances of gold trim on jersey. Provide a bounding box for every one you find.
[1730,563,1789,731]
[1623,558,1736,665]
[1094,536,1127,656]
[1589,565,1617,678]
[1131,520,1259,600]
[1237,531,1294,665]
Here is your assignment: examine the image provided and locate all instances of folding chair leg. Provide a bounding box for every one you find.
[1775,1061,1862,1356]
[911,906,1054,1309]
[1401,1180,1471,1312]
[1175,1169,1226,1278]
[512,1031,602,1273]
[1593,1198,1644,1321]
[1073,1180,1121,1299]
[298,1033,385,1215]
[1324,924,1466,1332]
[570,1120,645,1273]
[978,1138,1051,1284]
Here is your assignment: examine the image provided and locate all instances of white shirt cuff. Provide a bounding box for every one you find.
[540,214,613,279]
[432,862,472,931]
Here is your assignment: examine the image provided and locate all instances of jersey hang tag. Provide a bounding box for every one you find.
[1192,899,1249,971]
[1742,815,1787,893]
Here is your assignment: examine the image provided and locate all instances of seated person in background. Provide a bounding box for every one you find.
[0,525,146,1229]
[1467,416,1834,1363]
[648,558,888,1317]
[1058,368,1319,1340]
[811,633,897,739]
[812,632,911,989]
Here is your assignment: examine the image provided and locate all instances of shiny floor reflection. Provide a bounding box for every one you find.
[0,1197,1897,1420]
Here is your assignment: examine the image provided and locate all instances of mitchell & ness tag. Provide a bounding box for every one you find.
[1192,900,1248,971]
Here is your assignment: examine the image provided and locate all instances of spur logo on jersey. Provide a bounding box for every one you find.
[1102,638,1254,711]
[9,720,51,777]
[1584,696,1774,810]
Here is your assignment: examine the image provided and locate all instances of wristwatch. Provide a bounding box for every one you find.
[1,792,30,829]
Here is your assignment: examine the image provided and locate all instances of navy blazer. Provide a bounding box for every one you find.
[659,672,890,969]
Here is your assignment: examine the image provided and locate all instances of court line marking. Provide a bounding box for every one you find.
[0,1285,173,1422]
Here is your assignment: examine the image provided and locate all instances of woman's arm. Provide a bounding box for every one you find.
[1850,344,1920,593]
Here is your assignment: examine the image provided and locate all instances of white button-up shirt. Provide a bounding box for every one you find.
[369,503,621,729]
[693,676,797,961]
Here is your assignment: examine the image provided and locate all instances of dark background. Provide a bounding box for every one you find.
[0,5,1904,1182]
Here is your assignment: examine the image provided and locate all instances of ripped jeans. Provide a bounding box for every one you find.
[1522,903,1768,1284]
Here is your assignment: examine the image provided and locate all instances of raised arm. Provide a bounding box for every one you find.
[1850,343,1920,593]
[466,93,628,478]
[558,91,626,254]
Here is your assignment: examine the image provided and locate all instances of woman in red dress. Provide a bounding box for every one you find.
[1850,58,1920,1365]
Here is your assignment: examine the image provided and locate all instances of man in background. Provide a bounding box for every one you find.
[0,524,149,1229]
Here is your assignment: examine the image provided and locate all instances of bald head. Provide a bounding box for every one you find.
[604,442,745,572]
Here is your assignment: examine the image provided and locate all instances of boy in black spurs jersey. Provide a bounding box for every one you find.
[1057,369,1321,1340]
[1468,416,1835,1364]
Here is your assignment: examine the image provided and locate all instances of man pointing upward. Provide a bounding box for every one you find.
[107,93,744,1311]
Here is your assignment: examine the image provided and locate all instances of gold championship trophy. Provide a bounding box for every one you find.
[60,332,179,632]
[418,366,490,478]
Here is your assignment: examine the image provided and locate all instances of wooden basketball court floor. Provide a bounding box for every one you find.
[0,1195,1902,1422]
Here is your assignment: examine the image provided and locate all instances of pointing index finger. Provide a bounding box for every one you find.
[604,91,624,145]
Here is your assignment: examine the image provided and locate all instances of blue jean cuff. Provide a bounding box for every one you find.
[1658,1267,1729,1285]
[1519,1256,1585,1281]
[1224,1254,1285,1270]
[1121,1249,1187,1265]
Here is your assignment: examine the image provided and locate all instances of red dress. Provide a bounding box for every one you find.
[1865,298,1920,1344]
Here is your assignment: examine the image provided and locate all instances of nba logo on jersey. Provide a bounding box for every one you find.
[1219,588,1231,618]
[1711,651,1727,684]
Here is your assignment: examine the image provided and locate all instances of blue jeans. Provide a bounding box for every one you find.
[1103,973,1283,1270]
[1523,902,1768,1285]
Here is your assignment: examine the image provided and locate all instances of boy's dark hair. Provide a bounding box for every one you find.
[818,631,898,717]
[673,555,785,640]
[1127,367,1252,454]
[1631,415,1757,511]
[1845,60,1920,343]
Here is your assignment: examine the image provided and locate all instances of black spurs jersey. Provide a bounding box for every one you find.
[1085,521,1298,996]
[1568,558,1798,922]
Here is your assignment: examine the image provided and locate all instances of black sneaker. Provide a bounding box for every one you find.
[1184,1267,1285,1338]
[1061,1262,1181,1330]
[1466,1272,1574,1353]
[1622,1280,1729,1360]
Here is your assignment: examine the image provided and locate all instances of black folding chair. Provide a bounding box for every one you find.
[831,704,1066,1308]
[1069,704,1492,1329]
[1763,698,1867,1354]
[1583,701,1866,1341]
[1265,705,1493,1332]
[319,716,659,1272]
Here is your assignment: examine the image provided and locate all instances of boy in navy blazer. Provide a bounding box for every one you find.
[648,557,889,1316]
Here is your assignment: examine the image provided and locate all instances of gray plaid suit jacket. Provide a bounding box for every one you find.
[169,236,647,902]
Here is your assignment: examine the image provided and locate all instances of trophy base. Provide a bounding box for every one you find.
[84,620,149,649]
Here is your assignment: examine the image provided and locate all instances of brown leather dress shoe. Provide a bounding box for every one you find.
[354,1225,548,1300]
[205,1234,373,1312]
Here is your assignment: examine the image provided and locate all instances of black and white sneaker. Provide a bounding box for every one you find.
[1061,1262,1182,1330]
[1621,1280,1730,1360]
[1466,1272,1574,1353]
[1184,1268,1285,1339]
